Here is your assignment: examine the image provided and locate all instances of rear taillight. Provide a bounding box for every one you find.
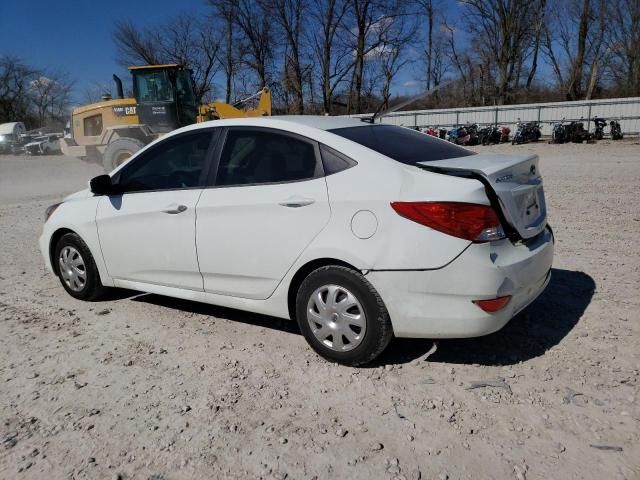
[390,201,505,242]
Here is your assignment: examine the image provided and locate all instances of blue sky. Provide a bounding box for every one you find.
[0,0,203,101]
[1,0,468,104]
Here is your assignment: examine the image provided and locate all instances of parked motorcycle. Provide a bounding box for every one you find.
[464,123,480,146]
[424,126,439,137]
[592,116,607,140]
[610,120,624,140]
[565,121,592,143]
[478,126,492,145]
[500,126,511,143]
[512,121,541,145]
[439,128,447,139]
[447,127,458,143]
[480,126,501,145]
[550,121,567,144]
[455,126,471,145]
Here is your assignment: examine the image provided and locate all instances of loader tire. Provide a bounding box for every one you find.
[102,137,146,172]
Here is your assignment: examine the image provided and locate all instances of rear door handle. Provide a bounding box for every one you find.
[163,204,188,214]
[278,197,315,208]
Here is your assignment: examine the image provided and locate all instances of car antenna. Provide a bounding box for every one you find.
[360,79,455,124]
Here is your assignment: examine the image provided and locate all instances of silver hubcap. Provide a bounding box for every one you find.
[58,246,87,292]
[306,285,366,352]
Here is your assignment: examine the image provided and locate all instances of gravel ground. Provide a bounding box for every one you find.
[0,141,639,480]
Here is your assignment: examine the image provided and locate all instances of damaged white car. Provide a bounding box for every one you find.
[24,134,61,155]
[40,116,554,365]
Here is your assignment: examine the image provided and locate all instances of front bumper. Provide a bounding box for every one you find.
[39,231,54,273]
[366,227,554,338]
[25,144,43,155]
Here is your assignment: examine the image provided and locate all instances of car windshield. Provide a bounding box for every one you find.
[329,124,475,165]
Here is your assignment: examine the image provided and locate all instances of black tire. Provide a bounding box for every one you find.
[295,266,393,366]
[102,137,145,172]
[54,233,106,301]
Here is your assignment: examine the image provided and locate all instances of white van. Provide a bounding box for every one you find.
[0,122,27,153]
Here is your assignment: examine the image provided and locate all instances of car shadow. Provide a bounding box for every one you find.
[93,288,141,302]
[122,268,594,367]
[372,268,595,367]
[130,294,302,335]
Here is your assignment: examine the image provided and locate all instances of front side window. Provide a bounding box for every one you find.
[117,131,213,192]
[215,129,319,186]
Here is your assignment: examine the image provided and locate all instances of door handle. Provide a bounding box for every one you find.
[163,204,188,214]
[278,197,315,208]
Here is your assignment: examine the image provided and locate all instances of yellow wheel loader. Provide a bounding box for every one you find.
[61,64,271,171]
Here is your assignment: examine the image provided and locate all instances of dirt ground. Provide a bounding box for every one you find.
[0,140,639,480]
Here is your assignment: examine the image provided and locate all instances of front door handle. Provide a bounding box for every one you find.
[163,204,188,214]
[278,197,315,208]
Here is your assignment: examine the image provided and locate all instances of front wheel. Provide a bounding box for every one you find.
[295,266,393,366]
[54,233,106,300]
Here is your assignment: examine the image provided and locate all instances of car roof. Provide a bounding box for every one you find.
[268,115,368,130]
[178,115,372,135]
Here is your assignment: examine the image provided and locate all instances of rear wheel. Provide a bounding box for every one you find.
[54,233,105,301]
[295,266,393,366]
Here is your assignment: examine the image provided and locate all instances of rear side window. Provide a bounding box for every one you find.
[329,125,474,164]
[320,144,357,175]
[215,129,319,186]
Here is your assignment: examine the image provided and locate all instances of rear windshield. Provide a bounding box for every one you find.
[329,125,474,164]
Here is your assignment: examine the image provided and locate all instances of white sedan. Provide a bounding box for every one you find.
[40,116,554,365]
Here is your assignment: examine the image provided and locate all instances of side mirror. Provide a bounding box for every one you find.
[90,174,114,195]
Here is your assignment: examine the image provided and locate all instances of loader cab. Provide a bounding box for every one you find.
[129,64,198,134]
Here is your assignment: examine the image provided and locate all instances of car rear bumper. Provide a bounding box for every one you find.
[366,227,554,338]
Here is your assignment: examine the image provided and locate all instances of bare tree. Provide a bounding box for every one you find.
[113,13,221,103]
[269,0,307,113]
[0,56,40,125]
[346,0,410,113]
[460,0,537,105]
[235,0,274,89]
[416,0,435,89]
[82,82,116,104]
[526,0,547,90]
[113,20,163,67]
[29,73,75,126]
[209,0,241,103]
[564,0,591,99]
[377,44,408,109]
[584,0,608,99]
[545,0,611,100]
[309,0,352,114]
[607,0,640,96]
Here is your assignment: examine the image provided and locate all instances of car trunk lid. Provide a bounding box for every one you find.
[418,153,547,240]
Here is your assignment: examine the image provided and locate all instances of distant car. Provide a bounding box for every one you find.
[0,121,27,154]
[25,134,60,155]
[39,116,554,365]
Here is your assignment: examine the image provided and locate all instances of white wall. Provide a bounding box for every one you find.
[346,97,640,136]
